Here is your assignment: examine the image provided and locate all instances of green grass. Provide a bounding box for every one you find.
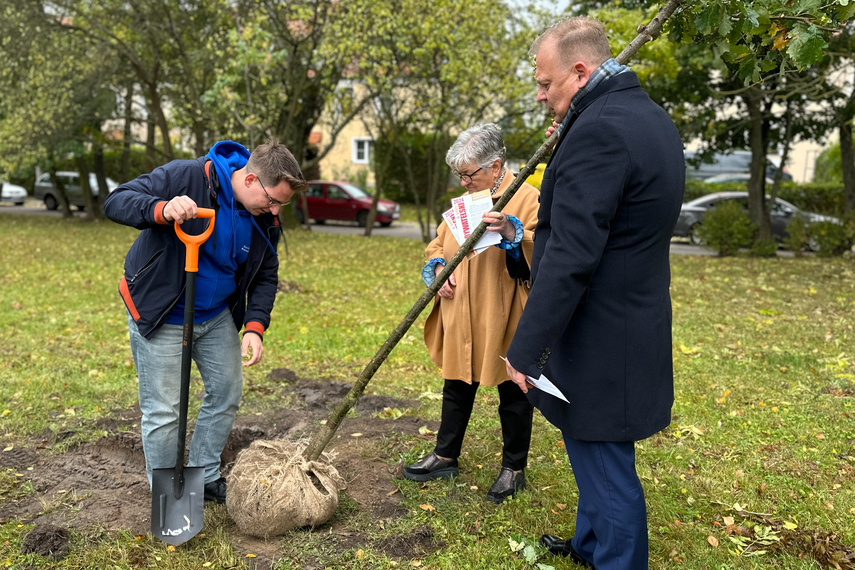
[1,213,855,568]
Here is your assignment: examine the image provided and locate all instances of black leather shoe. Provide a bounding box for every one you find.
[540,534,596,569]
[204,477,227,504]
[487,467,525,503]
[403,452,458,482]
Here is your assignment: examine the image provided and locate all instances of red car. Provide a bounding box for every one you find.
[295,181,400,227]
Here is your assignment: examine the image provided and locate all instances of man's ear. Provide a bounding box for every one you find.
[575,61,592,87]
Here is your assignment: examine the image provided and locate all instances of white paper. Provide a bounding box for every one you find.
[444,190,501,252]
[500,356,569,403]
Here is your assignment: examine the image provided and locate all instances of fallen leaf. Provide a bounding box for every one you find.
[350,433,363,437]
[386,487,400,497]
[707,535,719,547]
[419,504,435,511]
[723,516,735,526]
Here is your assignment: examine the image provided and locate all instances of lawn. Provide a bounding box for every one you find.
[0,213,854,569]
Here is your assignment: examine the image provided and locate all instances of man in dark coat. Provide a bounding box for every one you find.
[504,16,685,570]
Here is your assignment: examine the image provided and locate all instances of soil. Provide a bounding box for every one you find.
[0,368,442,569]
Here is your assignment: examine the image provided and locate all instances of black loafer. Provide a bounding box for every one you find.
[487,467,525,503]
[403,452,459,482]
[204,477,227,504]
[540,534,596,569]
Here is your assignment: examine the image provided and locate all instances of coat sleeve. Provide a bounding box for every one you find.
[104,162,196,229]
[505,185,539,282]
[507,121,629,379]
[243,238,280,335]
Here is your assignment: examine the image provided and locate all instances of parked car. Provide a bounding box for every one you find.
[295,181,400,227]
[673,191,839,248]
[34,171,118,210]
[703,173,775,185]
[1,180,27,205]
[685,150,792,182]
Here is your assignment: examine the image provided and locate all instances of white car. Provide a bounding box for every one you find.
[1,181,27,205]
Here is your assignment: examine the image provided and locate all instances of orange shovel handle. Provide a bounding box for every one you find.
[174,208,215,273]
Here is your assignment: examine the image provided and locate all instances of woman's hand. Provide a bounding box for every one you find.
[483,211,515,241]
[435,263,456,299]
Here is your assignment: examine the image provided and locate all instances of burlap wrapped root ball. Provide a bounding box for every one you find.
[226,440,346,537]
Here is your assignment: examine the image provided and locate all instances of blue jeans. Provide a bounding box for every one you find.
[128,309,242,486]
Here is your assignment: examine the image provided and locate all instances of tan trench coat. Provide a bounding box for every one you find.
[423,175,539,386]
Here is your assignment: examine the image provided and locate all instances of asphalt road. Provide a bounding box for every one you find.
[0,201,718,255]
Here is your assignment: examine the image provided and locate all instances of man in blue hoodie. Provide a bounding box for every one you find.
[105,139,306,503]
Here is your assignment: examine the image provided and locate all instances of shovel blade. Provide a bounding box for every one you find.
[151,466,205,546]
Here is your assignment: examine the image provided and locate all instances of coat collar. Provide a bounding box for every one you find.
[550,71,642,161]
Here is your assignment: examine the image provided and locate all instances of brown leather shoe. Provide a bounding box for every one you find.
[403,452,458,482]
[486,467,525,503]
[540,534,596,569]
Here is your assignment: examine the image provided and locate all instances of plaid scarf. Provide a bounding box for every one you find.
[557,58,630,137]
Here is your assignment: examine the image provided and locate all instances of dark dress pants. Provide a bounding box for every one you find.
[564,437,649,570]
[434,378,533,471]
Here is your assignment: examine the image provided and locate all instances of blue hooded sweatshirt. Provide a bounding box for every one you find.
[164,141,255,325]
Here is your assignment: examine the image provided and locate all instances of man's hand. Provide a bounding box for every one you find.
[163,195,198,224]
[435,264,456,299]
[241,333,264,366]
[504,357,532,394]
[545,120,559,138]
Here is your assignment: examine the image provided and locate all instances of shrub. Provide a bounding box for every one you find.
[696,200,756,256]
[783,216,808,257]
[808,220,855,257]
[750,238,779,257]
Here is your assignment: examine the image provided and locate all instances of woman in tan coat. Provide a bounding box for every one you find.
[403,123,539,503]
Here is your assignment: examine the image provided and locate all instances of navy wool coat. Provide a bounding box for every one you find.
[507,71,685,442]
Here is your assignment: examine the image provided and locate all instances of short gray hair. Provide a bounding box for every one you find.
[446,123,506,172]
[530,16,611,69]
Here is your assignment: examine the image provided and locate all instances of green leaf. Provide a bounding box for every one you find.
[785,22,828,68]
[794,0,822,13]
[523,544,538,564]
[695,5,723,35]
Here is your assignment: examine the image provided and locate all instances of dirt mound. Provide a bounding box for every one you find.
[0,369,441,569]
[21,524,70,560]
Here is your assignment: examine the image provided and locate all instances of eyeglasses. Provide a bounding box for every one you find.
[454,167,483,184]
[255,174,289,207]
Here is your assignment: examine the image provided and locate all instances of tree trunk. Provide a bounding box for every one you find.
[93,144,110,218]
[746,87,771,240]
[75,156,96,221]
[48,167,73,219]
[840,116,855,216]
[148,82,174,161]
[121,83,134,182]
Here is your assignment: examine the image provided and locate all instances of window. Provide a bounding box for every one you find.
[328,185,347,200]
[307,184,324,198]
[352,138,373,164]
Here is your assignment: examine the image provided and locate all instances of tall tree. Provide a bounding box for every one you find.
[0,0,118,219]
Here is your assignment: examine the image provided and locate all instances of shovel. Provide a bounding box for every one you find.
[151,208,215,546]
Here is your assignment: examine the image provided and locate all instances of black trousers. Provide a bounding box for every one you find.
[434,378,533,471]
